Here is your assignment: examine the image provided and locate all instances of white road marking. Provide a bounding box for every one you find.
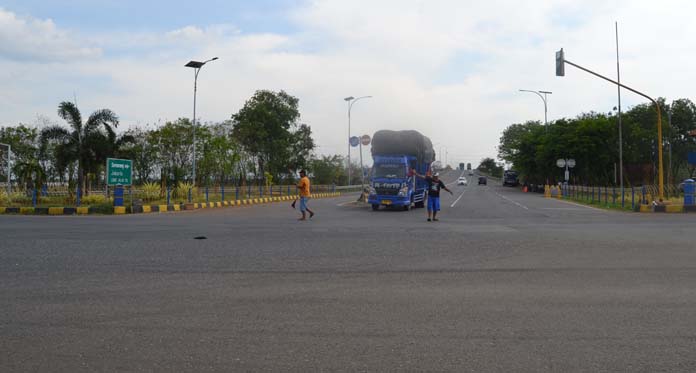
[450,189,467,207]
[494,192,529,210]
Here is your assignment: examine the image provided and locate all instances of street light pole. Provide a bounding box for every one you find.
[0,143,10,199]
[185,57,218,185]
[344,95,372,186]
[519,89,552,130]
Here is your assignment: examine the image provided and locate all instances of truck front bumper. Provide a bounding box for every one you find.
[368,195,410,206]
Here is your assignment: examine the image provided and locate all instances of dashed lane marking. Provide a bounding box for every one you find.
[494,191,529,210]
[450,189,467,207]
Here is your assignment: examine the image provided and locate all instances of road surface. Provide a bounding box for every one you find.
[2,172,696,371]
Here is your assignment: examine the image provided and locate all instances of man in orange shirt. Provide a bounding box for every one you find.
[296,169,315,220]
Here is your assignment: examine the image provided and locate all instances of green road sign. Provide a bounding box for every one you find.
[106,158,132,185]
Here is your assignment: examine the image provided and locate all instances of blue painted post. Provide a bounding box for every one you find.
[641,186,646,204]
[259,184,263,198]
[332,184,336,193]
[205,187,209,203]
[613,186,616,205]
[32,189,37,207]
[287,185,291,196]
[632,187,635,210]
[188,188,192,203]
[76,186,81,207]
[598,186,601,205]
[166,187,171,205]
[604,186,608,205]
[41,184,48,197]
[235,186,239,201]
[221,184,225,202]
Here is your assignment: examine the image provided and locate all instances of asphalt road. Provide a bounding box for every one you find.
[2,171,696,371]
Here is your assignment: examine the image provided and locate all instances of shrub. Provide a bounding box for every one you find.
[138,182,161,202]
[81,194,109,205]
[174,181,197,200]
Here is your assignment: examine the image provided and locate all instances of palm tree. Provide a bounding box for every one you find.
[40,101,119,197]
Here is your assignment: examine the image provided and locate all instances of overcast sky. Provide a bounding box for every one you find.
[1,0,695,167]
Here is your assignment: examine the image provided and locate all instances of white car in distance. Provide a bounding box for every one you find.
[457,176,468,186]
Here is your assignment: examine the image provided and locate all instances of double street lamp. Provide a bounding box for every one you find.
[185,57,219,185]
[519,89,552,129]
[344,95,372,186]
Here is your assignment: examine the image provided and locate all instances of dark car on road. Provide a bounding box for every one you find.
[478,176,487,185]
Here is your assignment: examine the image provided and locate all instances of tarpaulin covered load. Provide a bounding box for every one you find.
[371,130,435,163]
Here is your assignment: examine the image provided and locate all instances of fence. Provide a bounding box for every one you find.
[547,184,685,210]
[0,183,340,208]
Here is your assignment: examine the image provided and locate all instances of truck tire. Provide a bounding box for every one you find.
[403,204,410,211]
[371,204,379,211]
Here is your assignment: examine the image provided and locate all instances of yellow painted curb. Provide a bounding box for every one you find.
[77,207,89,215]
[20,207,34,215]
[639,204,652,213]
[143,205,152,213]
[253,199,259,204]
[159,204,168,212]
[666,205,684,213]
[114,206,126,214]
[48,207,64,215]
[173,204,181,211]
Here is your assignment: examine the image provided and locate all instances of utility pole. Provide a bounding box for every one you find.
[615,22,624,206]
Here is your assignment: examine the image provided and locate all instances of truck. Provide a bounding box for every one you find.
[503,170,519,186]
[368,130,435,211]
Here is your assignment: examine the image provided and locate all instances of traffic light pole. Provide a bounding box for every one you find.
[558,52,664,202]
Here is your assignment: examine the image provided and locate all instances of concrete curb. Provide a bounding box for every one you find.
[636,204,696,213]
[0,192,342,216]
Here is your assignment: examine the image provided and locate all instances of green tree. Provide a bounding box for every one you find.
[40,102,119,195]
[478,157,503,177]
[310,155,345,185]
[232,90,315,183]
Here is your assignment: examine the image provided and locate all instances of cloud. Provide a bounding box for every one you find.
[0,8,101,62]
[2,1,696,167]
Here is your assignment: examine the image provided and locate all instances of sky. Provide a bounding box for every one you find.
[1,0,696,168]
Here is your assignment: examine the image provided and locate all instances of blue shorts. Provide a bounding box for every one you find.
[300,197,309,211]
[427,196,440,211]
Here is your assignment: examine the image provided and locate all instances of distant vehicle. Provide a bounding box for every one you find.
[478,176,487,185]
[468,170,474,176]
[457,177,468,185]
[503,170,519,187]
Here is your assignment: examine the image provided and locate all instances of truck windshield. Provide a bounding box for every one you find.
[373,163,406,178]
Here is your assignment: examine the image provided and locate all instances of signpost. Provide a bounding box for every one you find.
[556,158,575,183]
[358,135,371,192]
[106,158,133,186]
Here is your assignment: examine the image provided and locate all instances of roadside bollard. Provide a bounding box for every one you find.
[77,186,81,207]
[235,186,239,201]
[205,187,209,203]
[221,185,225,202]
[32,189,37,207]
[166,187,171,205]
[247,185,251,199]
[683,179,695,206]
[188,188,192,203]
[632,187,635,210]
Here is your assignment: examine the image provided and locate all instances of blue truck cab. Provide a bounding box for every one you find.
[368,154,431,211]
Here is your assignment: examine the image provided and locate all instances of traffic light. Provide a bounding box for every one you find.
[556,48,565,77]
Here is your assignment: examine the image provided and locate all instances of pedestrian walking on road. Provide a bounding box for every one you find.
[296,169,315,221]
[412,170,453,222]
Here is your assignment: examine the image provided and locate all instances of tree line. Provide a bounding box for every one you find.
[498,98,696,186]
[0,90,359,194]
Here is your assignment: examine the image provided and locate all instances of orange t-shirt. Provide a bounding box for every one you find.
[298,176,311,197]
